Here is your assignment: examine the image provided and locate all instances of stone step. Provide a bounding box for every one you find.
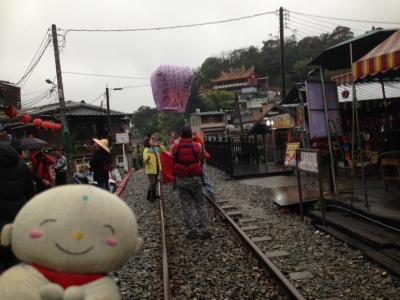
[239,218,257,224]
[226,210,243,218]
[252,236,272,243]
[265,250,290,258]
[220,204,236,210]
[289,271,313,280]
[241,225,260,231]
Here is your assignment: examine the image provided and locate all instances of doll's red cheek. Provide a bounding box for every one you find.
[29,229,43,238]
[106,237,118,247]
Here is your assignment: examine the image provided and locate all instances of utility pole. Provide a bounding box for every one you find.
[105,86,112,146]
[279,7,286,102]
[234,93,244,134]
[51,24,72,181]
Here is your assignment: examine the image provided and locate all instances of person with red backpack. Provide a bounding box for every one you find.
[171,126,211,240]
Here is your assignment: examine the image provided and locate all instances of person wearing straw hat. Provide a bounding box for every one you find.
[90,138,112,191]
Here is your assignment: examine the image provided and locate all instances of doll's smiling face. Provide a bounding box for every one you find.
[11,185,143,273]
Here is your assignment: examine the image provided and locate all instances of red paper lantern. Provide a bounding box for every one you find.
[21,114,32,124]
[33,118,43,128]
[55,123,62,131]
[5,106,18,119]
[42,121,50,130]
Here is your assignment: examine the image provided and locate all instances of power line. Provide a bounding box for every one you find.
[289,10,400,25]
[17,38,51,87]
[63,71,149,80]
[64,10,277,33]
[89,92,106,104]
[22,88,51,97]
[116,84,151,89]
[16,30,51,87]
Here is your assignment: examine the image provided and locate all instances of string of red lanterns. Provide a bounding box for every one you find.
[3,106,61,131]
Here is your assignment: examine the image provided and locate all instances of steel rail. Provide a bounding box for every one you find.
[205,193,305,300]
[159,182,172,300]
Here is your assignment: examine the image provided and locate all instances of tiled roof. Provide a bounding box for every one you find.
[212,66,255,83]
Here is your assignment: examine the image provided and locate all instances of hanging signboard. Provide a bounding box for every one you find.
[0,82,21,109]
[296,106,305,127]
[284,142,300,167]
[115,132,129,144]
[272,113,294,129]
[305,81,342,139]
[297,150,319,174]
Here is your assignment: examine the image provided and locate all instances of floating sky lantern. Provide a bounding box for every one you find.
[33,118,43,128]
[150,65,193,113]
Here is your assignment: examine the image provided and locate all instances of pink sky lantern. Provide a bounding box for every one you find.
[150,65,193,113]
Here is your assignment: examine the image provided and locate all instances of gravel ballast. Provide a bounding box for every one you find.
[117,170,288,299]
[207,166,400,299]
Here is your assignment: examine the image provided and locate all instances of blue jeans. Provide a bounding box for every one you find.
[202,163,215,197]
[97,182,110,191]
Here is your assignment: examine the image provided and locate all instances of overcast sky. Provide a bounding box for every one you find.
[1,0,399,113]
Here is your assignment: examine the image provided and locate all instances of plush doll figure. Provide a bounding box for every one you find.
[0,185,143,300]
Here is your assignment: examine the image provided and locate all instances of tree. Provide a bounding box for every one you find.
[199,90,235,111]
[131,106,159,137]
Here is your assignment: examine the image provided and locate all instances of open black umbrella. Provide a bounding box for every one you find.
[18,137,47,150]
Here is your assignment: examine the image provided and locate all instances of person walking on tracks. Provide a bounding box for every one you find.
[90,138,112,191]
[143,136,165,202]
[171,126,211,240]
[52,148,67,185]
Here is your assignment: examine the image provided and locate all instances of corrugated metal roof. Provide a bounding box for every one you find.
[0,100,130,122]
[337,80,400,102]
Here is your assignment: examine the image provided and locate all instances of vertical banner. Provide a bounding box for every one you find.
[305,81,342,139]
[284,142,300,167]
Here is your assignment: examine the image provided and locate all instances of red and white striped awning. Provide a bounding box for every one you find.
[353,30,400,80]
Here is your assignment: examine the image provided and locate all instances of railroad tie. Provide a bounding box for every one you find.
[241,225,260,231]
[227,210,243,218]
[252,236,272,243]
[265,250,290,258]
[220,204,236,210]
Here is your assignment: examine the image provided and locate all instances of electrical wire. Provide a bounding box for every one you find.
[22,88,51,97]
[64,10,277,33]
[115,84,151,89]
[289,10,400,25]
[289,13,365,34]
[17,38,51,88]
[16,30,50,86]
[62,71,149,80]
[89,92,106,104]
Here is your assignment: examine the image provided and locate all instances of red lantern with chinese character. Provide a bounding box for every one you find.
[21,114,32,124]
[5,106,18,119]
[33,118,43,128]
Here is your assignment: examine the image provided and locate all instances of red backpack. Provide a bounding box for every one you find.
[173,140,202,177]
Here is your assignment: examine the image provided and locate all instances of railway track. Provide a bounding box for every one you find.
[159,182,305,299]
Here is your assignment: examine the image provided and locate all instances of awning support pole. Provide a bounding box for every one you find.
[319,66,337,195]
[350,43,369,208]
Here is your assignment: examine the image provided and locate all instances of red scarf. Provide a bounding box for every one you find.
[32,264,105,289]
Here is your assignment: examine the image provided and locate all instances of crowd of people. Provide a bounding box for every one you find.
[0,125,214,272]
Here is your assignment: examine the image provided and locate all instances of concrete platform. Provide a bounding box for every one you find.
[269,185,319,206]
[231,162,292,179]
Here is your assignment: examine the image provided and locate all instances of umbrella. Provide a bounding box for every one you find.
[18,137,48,150]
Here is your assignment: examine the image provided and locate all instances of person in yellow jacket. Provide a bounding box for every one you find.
[143,135,165,202]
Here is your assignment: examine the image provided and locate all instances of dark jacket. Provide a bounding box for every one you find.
[0,145,34,227]
[90,149,112,183]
